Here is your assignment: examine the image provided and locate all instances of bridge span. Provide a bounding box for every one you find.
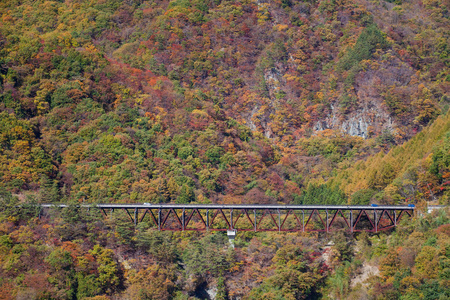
[39,204,415,233]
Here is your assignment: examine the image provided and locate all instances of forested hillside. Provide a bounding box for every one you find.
[0,0,449,298]
[0,0,449,205]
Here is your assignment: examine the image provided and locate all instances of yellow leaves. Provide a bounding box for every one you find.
[7,216,17,224]
[400,276,421,293]
[230,260,245,273]
[64,142,86,164]
[9,225,34,244]
[2,13,14,23]
[274,24,289,32]
[269,112,288,136]
[422,0,441,8]
[153,106,167,121]
[203,35,211,48]
[384,183,399,199]
[12,140,30,155]
[164,6,191,18]
[314,129,335,139]
[169,25,184,37]
[228,143,237,154]
[380,248,401,280]
[283,74,301,82]
[191,109,209,117]
[359,59,376,71]
[56,32,78,48]
[56,23,66,31]
[134,93,150,105]
[354,123,435,197]
[316,26,337,42]
[34,81,54,115]
[359,59,370,71]
[292,49,307,61]
[84,43,98,54]
[415,246,440,279]
[256,3,270,25]
[412,98,440,125]
[196,192,210,204]
[254,105,268,118]
[316,91,324,101]
[123,264,175,299]
[418,83,428,94]
[21,4,33,18]
[424,152,434,168]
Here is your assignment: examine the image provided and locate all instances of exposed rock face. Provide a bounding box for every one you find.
[314,57,413,138]
[341,115,371,138]
[350,262,380,288]
[245,67,285,139]
[314,102,394,139]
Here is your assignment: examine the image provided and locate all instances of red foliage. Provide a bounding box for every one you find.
[435,224,450,236]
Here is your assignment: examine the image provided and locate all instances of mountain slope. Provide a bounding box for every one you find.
[0,0,449,205]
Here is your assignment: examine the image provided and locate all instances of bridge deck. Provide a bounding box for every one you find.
[40,203,415,210]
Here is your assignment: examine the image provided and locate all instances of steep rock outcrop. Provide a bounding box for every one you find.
[314,57,415,138]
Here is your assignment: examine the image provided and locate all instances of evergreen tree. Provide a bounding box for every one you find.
[176,184,195,204]
[38,175,60,203]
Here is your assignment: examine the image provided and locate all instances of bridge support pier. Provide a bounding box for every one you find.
[374,210,377,233]
[302,210,305,232]
[350,210,353,233]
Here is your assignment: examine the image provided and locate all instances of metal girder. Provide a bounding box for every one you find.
[352,209,376,232]
[37,204,415,233]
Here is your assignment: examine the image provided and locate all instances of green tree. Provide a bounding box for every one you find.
[351,189,375,205]
[339,24,389,71]
[137,230,178,263]
[89,245,120,294]
[327,263,351,299]
[0,188,19,222]
[176,184,195,204]
[248,244,326,299]
[38,174,60,203]
[294,184,346,205]
[182,233,230,284]
[112,210,136,245]
[45,248,77,298]
[205,146,224,164]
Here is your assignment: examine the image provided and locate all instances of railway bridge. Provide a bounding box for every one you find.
[39,204,415,233]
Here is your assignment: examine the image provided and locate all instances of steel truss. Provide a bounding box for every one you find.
[40,204,414,233]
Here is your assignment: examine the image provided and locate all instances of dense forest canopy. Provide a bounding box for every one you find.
[0,0,449,206]
[0,0,449,298]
